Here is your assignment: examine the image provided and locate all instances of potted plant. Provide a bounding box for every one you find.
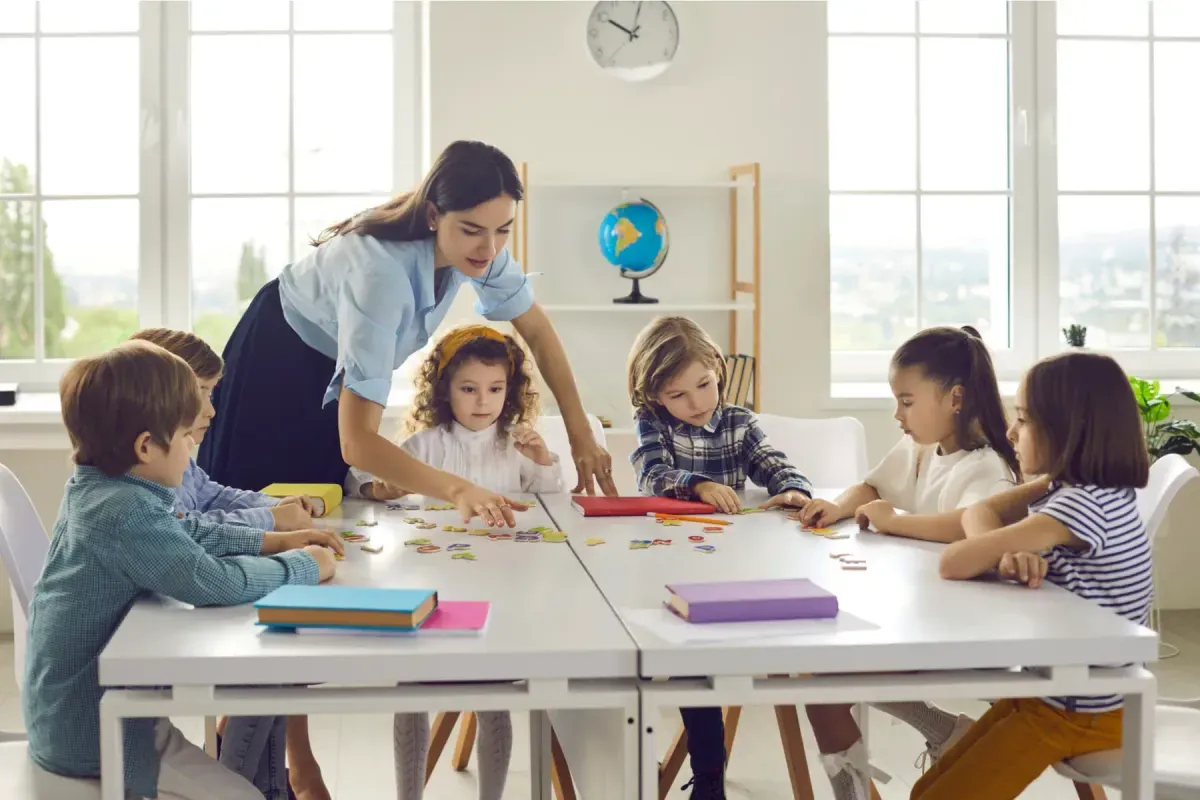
[1129,377,1200,461]
[1063,324,1088,348]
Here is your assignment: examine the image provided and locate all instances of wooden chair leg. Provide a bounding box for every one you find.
[773,705,816,800]
[550,727,577,800]
[203,716,218,758]
[1072,783,1108,800]
[658,724,689,800]
[722,706,743,763]
[869,783,883,800]
[425,710,461,785]
[451,711,477,771]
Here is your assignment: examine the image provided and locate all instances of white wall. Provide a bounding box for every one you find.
[1,1,1198,636]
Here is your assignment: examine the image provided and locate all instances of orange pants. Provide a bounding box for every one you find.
[910,697,1123,800]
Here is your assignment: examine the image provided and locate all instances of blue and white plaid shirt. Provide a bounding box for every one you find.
[175,458,279,531]
[631,405,812,499]
[23,467,318,797]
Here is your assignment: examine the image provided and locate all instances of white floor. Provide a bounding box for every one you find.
[4,612,1199,799]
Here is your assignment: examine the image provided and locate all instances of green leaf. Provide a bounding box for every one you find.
[1145,396,1171,423]
[1176,388,1200,404]
[1159,418,1200,436]
[1129,376,1161,407]
[1157,436,1198,458]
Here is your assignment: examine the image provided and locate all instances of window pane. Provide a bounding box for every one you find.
[41,38,139,195]
[829,38,915,191]
[191,199,289,355]
[1057,41,1149,191]
[1155,0,1200,36]
[191,36,289,194]
[918,0,1008,34]
[190,1,289,31]
[831,195,918,350]
[1059,196,1150,349]
[294,1,393,31]
[1057,0,1148,36]
[920,38,1009,191]
[42,200,139,359]
[0,1,34,33]
[0,198,35,359]
[294,35,393,193]
[294,195,388,256]
[827,1,914,33]
[0,41,36,187]
[1155,198,1200,348]
[921,195,1010,346]
[38,1,138,33]
[1154,43,1200,191]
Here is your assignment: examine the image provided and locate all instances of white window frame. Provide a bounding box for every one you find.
[0,1,424,391]
[829,1,1038,384]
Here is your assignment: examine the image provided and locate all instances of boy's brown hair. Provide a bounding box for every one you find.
[628,316,728,415]
[60,340,202,476]
[1022,351,1149,488]
[128,328,223,380]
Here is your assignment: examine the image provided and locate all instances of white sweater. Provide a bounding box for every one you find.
[865,435,1015,514]
[345,422,565,497]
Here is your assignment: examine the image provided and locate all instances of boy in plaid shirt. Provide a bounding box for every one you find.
[626,316,812,799]
[22,340,341,800]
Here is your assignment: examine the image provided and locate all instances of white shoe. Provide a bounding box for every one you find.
[915,713,975,772]
[821,740,874,800]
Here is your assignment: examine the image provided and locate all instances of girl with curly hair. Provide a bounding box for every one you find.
[345,324,564,502]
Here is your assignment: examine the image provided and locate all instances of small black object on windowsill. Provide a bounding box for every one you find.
[0,383,19,407]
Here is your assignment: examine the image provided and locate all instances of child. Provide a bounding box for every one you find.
[22,340,340,800]
[798,326,1020,786]
[128,328,326,799]
[346,324,561,800]
[914,351,1150,800]
[130,329,316,532]
[627,316,812,799]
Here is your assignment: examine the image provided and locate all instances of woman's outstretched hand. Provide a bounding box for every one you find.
[572,437,618,496]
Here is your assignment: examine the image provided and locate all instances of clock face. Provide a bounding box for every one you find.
[586,1,680,82]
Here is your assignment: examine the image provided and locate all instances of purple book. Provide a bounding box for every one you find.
[665,579,838,624]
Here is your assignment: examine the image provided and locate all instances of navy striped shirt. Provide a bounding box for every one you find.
[1031,482,1151,713]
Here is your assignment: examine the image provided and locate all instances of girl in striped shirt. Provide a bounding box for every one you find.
[917,350,1152,800]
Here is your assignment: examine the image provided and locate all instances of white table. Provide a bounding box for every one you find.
[539,489,1160,799]
[98,497,640,800]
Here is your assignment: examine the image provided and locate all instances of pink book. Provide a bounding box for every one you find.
[421,601,490,631]
[665,579,838,623]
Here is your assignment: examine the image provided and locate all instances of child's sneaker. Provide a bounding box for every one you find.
[916,712,975,772]
[821,739,873,800]
[681,770,726,800]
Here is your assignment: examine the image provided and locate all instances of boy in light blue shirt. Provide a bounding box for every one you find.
[23,340,341,800]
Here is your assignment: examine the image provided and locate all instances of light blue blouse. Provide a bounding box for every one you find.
[277,235,533,407]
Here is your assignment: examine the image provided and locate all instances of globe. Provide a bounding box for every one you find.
[597,199,669,304]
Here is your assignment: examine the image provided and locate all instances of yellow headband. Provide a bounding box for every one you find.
[436,325,511,373]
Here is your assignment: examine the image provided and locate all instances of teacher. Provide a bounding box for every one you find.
[198,140,618,525]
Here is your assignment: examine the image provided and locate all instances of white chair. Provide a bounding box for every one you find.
[536,414,608,493]
[0,463,51,692]
[751,414,870,488]
[1055,453,1200,798]
[0,732,102,799]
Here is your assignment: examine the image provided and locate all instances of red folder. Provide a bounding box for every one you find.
[570,496,718,517]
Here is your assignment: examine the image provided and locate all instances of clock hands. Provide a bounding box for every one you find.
[607,18,638,40]
[633,1,643,28]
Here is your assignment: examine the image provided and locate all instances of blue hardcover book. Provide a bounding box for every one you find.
[254,586,439,631]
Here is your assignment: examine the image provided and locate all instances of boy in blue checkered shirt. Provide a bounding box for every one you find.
[626,316,812,799]
[22,340,342,800]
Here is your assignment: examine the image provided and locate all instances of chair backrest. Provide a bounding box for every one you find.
[0,463,51,614]
[751,414,870,489]
[1137,453,1200,545]
[535,414,608,493]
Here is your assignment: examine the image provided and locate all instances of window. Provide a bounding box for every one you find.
[829,0,1200,382]
[0,1,421,388]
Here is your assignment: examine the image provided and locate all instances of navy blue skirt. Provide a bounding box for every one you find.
[197,279,349,491]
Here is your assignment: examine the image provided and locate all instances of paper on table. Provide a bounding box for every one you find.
[622,606,879,644]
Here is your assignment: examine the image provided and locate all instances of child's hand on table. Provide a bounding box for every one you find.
[759,489,811,511]
[998,552,1048,589]
[365,480,408,502]
[277,495,316,515]
[855,499,898,533]
[270,502,313,531]
[795,498,845,528]
[512,425,555,466]
[453,484,529,527]
[303,544,338,582]
[263,529,345,557]
[695,481,740,514]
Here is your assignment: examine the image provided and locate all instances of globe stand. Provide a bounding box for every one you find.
[614,278,658,305]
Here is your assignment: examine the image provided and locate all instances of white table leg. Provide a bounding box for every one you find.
[529,709,552,800]
[99,694,125,800]
[1121,679,1156,799]
[547,706,640,797]
[640,693,659,800]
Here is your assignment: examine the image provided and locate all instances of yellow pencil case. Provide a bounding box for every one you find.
[261,483,342,517]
